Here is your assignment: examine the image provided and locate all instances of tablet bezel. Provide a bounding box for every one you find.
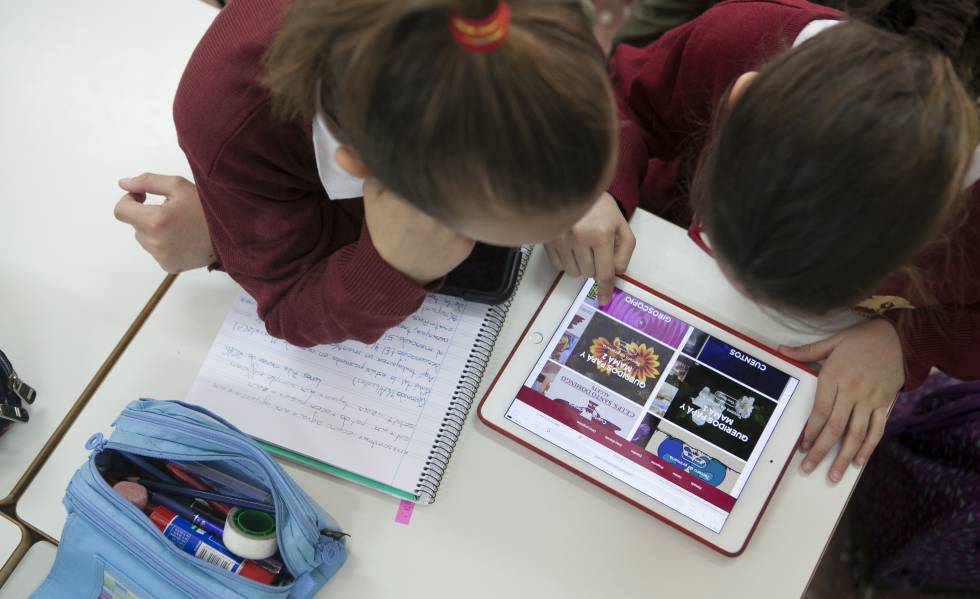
[478,273,817,556]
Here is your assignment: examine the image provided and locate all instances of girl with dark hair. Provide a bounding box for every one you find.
[608,0,980,482]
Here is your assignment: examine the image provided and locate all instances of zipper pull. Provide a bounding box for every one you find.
[317,528,350,566]
[315,534,346,565]
[7,374,36,405]
[84,432,107,453]
[0,403,29,423]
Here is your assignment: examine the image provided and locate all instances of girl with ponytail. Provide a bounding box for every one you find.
[113,0,626,345]
[608,0,980,482]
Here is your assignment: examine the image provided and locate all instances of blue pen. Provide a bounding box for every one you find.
[180,462,272,502]
[118,452,178,484]
[136,478,275,512]
[151,492,225,538]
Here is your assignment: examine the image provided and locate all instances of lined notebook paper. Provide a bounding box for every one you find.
[186,284,515,503]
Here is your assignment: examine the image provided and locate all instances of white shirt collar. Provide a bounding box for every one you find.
[312,113,364,200]
[793,19,840,47]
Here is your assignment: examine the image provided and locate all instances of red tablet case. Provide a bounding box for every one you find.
[478,273,815,557]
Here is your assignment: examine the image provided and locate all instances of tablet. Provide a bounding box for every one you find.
[478,274,816,556]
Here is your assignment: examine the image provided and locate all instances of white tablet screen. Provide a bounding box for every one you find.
[504,280,799,533]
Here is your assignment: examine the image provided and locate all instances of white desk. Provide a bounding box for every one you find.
[0,515,25,584]
[18,212,857,598]
[0,540,55,598]
[0,0,216,502]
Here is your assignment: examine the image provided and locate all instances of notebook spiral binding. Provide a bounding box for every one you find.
[415,246,533,504]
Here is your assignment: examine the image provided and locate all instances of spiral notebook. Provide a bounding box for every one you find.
[185,254,526,504]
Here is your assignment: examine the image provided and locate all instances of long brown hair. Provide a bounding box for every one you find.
[263,0,617,220]
[693,0,980,315]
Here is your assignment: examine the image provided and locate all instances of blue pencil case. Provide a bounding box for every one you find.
[31,399,347,599]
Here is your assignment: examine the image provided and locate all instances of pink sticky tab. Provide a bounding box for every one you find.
[395,499,415,525]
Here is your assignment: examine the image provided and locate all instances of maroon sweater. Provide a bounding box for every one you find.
[608,0,980,388]
[174,0,429,347]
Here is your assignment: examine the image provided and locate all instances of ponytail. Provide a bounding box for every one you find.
[262,0,615,220]
[855,0,980,93]
[907,0,979,57]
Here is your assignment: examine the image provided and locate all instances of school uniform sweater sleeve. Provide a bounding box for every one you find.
[878,183,980,389]
[173,0,429,347]
[887,307,980,390]
[606,0,842,217]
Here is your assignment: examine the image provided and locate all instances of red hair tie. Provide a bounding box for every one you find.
[450,3,511,53]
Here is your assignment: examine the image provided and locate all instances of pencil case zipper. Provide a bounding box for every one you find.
[114,406,327,540]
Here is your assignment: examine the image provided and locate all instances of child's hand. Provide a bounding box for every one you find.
[544,193,635,305]
[779,318,904,483]
[363,178,475,285]
[114,173,215,273]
